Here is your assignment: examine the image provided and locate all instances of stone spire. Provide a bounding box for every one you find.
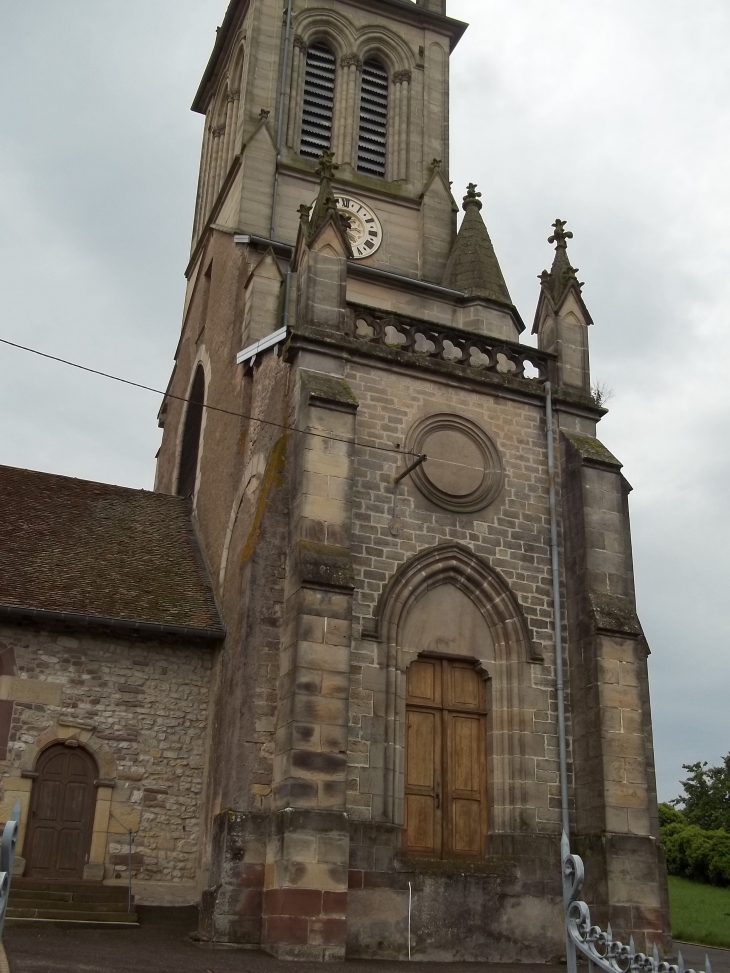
[306,150,352,244]
[539,219,584,308]
[442,184,513,306]
[532,218,592,336]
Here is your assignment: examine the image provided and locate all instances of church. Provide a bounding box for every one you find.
[0,0,670,961]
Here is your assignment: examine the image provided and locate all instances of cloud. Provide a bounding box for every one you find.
[449,0,730,799]
[0,0,727,800]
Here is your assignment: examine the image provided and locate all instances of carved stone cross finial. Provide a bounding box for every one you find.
[316,149,340,181]
[431,158,442,172]
[548,218,573,249]
[462,182,483,211]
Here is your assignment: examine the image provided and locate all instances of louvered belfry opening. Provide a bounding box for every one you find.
[176,365,205,499]
[358,59,388,177]
[300,43,336,159]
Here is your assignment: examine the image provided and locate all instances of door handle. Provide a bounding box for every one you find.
[435,789,440,810]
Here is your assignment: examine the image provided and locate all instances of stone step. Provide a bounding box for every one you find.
[9,890,73,902]
[11,880,132,902]
[9,889,133,905]
[8,898,131,913]
[13,878,127,892]
[6,908,138,924]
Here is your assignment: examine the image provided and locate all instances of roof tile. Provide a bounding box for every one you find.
[0,465,222,637]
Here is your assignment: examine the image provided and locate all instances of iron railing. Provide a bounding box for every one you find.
[562,833,712,973]
[0,801,21,940]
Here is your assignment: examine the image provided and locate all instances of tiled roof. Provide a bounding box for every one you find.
[0,465,223,639]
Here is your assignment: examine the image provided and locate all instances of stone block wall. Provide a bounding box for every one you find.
[561,431,669,950]
[346,822,564,960]
[339,360,567,829]
[0,623,212,904]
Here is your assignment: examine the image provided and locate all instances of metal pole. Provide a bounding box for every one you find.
[128,830,133,914]
[545,383,569,832]
[269,0,294,239]
[282,268,292,330]
[546,383,575,973]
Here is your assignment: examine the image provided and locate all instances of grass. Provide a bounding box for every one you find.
[668,875,730,950]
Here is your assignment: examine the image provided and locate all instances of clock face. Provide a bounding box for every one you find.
[333,194,383,259]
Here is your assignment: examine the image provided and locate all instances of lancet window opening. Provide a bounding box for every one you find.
[176,365,206,499]
[299,43,337,159]
[357,59,388,177]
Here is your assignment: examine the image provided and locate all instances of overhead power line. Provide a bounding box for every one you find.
[0,336,418,458]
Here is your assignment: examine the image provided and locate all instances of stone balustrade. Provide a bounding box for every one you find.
[346,304,552,384]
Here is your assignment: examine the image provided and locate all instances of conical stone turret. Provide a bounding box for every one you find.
[442,184,512,306]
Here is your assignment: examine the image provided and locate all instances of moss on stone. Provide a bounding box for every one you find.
[301,372,358,408]
[563,431,622,468]
[298,541,355,590]
[589,593,643,637]
[241,433,289,565]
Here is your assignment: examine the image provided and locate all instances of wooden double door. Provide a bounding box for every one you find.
[404,658,488,859]
[24,744,97,880]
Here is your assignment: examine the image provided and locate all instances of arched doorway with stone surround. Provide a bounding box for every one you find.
[24,742,98,880]
[9,721,123,883]
[366,543,545,844]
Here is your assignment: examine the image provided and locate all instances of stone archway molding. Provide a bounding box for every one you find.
[20,719,117,780]
[369,542,542,665]
[364,543,544,831]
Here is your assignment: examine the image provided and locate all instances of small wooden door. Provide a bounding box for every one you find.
[25,744,97,880]
[404,659,488,858]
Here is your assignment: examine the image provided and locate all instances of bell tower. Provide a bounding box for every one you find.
[154,0,669,962]
[185,0,466,285]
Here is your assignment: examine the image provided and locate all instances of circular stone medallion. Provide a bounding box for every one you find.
[405,414,503,513]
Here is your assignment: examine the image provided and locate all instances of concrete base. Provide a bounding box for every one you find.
[347,827,565,962]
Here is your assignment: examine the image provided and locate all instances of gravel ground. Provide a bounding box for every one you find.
[2,907,564,973]
[5,908,727,973]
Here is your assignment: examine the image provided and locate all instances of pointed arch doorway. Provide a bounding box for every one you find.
[24,743,97,880]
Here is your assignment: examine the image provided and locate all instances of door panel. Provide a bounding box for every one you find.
[406,711,436,788]
[405,658,488,860]
[444,662,484,710]
[405,795,437,854]
[30,829,55,870]
[404,706,442,856]
[37,780,61,821]
[57,830,82,873]
[406,659,441,706]
[25,744,97,880]
[64,782,87,822]
[450,714,480,792]
[445,711,487,857]
[452,799,482,856]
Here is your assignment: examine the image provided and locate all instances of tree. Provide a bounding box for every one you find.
[671,753,730,832]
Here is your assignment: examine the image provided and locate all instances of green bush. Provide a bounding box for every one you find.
[659,802,685,827]
[659,803,730,886]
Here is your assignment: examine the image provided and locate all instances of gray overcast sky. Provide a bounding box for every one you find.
[0,1,728,802]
